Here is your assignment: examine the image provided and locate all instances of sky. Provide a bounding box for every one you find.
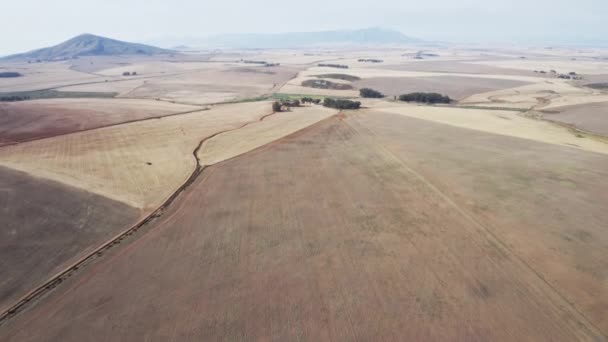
[2,0,607,55]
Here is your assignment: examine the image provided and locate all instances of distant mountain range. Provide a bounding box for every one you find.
[1,34,173,61]
[2,28,423,61]
[154,28,423,49]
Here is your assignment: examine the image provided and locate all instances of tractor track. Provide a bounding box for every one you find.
[0,108,281,325]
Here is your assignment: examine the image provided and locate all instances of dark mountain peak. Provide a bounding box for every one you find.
[2,34,173,61]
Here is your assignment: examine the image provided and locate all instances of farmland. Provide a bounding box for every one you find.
[2,112,607,341]
[0,98,201,145]
[2,42,608,342]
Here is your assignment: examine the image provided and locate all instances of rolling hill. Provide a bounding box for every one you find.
[1,34,173,61]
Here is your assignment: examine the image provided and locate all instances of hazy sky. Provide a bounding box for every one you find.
[2,0,607,55]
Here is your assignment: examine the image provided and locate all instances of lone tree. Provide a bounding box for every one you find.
[360,88,384,98]
[272,101,282,112]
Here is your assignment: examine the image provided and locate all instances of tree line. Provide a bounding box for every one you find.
[399,92,451,104]
[0,72,22,78]
[318,63,349,69]
[323,98,361,109]
[1,95,31,102]
[358,59,383,63]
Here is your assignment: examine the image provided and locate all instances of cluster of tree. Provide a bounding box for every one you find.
[0,72,23,78]
[122,71,137,76]
[243,60,267,65]
[0,95,31,102]
[358,59,383,63]
[273,99,302,112]
[264,63,280,67]
[301,97,322,104]
[318,63,349,69]
[359,88,384,98]
[399,92,451,104]
[323,98,361,110]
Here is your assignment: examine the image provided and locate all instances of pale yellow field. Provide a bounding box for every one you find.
[371,104,608,155]
[460,80,588,109]
[95,61,235,77]
[0,62,105,92]
[55,78,149,95]
[540,94,608,110]
[198,105,336,165]
[467,59,608,75]
[0,102,272,211]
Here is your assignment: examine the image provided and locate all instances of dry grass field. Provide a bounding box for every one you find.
[372,104,608,154]
[0,98,202,145]
[0,102,272,210]
[2,112,607,341]
[0,62,104,92]
[57,65,301,104]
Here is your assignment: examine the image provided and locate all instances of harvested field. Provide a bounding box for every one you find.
[354,76,530,100]
[349,111,608,334]
[198,105,336,165]
[0,98,201,145]
[541,94,608,110]
[543,101,608,136]
[378,60,542,76]
[373,104,608,154]
[467,59,608,75]
[115,65,301,104]
[0,102,272,210]
[0,165,140,313]
[460,80,587,109]
[0,62,104,92]
[2,114,606,341]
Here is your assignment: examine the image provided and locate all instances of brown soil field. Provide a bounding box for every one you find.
[354,76,530,100]
[351,111,608,334]
[0,166,140,313]
[0,99,202,145]
[543,101,608,136]
[3,113,607,341]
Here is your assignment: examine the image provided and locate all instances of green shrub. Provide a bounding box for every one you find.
[360,88,384,98]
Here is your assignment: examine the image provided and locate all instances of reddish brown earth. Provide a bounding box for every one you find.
[2,113,607,341]
[543,101,608,136]
[0,100,199,145]
[354,76,530,100]
[0,166,140,313]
